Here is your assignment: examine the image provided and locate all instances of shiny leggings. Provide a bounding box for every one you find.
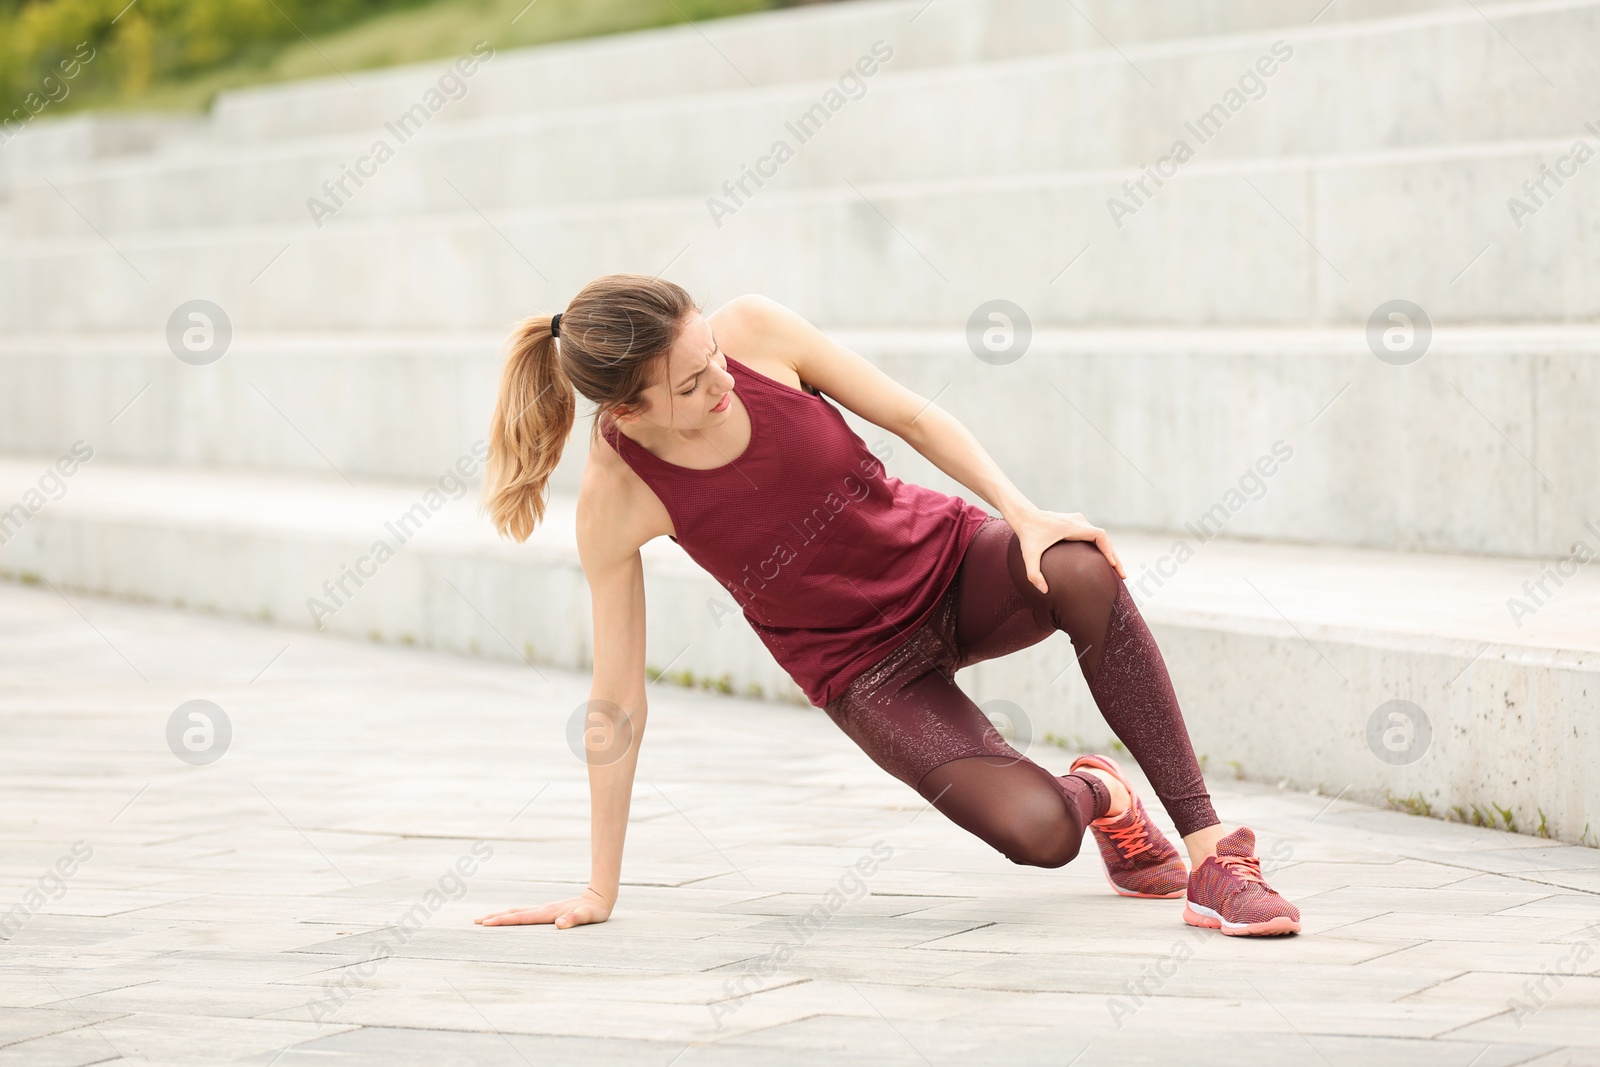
[823,516,1219,868]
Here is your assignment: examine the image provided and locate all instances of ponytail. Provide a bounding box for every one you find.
[483,313,572,542]
[483,274,699,541]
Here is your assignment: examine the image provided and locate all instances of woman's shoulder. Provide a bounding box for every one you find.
[706,292,785,332]
[707,294,815,394]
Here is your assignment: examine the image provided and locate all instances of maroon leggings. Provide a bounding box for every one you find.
[823,515,1218,867]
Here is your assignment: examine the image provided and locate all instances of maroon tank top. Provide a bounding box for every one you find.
[598,352,991,708]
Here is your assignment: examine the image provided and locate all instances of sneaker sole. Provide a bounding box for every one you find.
[1103,866,1186,899]
[1182,902,1300,936]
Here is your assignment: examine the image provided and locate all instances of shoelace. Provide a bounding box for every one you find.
[1215,851,1268,887]
[1104,810,1154,860]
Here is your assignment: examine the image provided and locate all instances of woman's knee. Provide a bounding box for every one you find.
[1038,539,1120,601]
[994,797,1087,869]
[1003,829,1085,869]
[919,755,1091,870]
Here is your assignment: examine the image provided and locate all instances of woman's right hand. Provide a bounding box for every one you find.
[474,886,614,929]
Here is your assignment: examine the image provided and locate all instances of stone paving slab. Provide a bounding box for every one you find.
[0,1010,359,1066]
[3,580,1599,1065]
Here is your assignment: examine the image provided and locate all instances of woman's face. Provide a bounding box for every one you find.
[625,311,736,431]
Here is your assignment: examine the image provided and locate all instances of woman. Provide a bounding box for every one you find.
[474,273,1300,938]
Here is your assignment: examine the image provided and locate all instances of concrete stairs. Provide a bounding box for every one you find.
[1,0,1596,843]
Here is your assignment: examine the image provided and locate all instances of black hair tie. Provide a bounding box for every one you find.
[549,312,562,338]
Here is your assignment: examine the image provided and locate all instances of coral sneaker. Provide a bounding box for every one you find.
[1183,826,1301,936]
[1069,753,1189,899]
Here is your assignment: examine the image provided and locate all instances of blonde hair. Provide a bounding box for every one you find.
[483,273,698,542]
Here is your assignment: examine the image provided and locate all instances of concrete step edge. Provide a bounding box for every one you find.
[3,131,1591,251]
[2,456,1597,659]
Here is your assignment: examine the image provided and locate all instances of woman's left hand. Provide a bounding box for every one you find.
[1006,507,1127,594]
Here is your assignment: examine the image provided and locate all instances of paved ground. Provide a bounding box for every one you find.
[2,579,1598,1067]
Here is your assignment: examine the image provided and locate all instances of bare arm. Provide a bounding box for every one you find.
[574,516,649,910]
[709,293,1127,594]
[477,456,654,928]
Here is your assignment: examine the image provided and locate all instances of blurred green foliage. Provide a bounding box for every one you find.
[1,0,792,117]
[1,0,407,106]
